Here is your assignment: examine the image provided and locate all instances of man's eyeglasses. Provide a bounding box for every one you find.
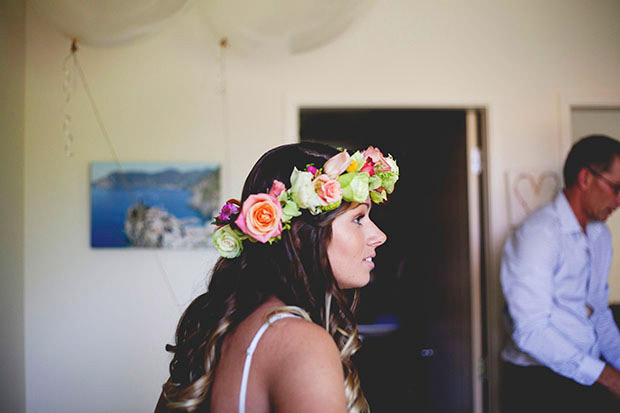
[587,166,620,195]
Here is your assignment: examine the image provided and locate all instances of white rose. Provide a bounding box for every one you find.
[385,156,399,175]
[213,225,243,258]
[290,168,324,214]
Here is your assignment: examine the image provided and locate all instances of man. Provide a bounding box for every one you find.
[501,135,620,412]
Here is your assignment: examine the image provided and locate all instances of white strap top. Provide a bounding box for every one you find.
[239,313,300,413]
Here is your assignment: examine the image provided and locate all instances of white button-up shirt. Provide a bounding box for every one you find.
[501,191,620,385]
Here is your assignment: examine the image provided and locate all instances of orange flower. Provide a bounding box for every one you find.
[234,193,283,243]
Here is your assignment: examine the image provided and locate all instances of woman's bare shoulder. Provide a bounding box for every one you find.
[264,316,340,359]
[260,317,347,412]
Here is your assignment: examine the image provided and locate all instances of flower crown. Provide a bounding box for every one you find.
[212,146,399,258]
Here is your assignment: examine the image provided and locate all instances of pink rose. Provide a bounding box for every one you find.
[314,174,342,206]
[234,193,282,243]
[323,150,352,179]
[363,146,391,172]
[268,180,286,198]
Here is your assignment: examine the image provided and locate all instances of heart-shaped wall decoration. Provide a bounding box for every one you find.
[507,169,561,227]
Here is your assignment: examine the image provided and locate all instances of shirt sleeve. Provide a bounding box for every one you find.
[501,221,605,385]
[590,227,620,370]
[595,306,620,369]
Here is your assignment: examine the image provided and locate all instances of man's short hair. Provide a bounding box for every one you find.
[563,134,620,188]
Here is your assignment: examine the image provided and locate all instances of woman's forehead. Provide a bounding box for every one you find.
[349,201,371,213]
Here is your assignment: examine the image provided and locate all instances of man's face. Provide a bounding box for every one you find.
[584,155,620,222]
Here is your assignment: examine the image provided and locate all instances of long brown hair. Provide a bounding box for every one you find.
[160,143,369,412]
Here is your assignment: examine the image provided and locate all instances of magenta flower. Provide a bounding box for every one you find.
[214,200,241,225]
[360,157,376,176]
[306,165,319,176]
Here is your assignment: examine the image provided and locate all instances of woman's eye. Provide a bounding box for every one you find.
[353,215,364,224]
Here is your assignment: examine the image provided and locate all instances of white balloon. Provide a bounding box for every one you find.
[200,0,375,57]
[30,0,195,47]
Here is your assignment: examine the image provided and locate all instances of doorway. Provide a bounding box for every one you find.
[570,107,620,304]
[297,107,488,412]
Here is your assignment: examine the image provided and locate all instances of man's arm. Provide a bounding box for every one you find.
[502,221,605,385]
[597,364,620,399]
[590,227,620,370]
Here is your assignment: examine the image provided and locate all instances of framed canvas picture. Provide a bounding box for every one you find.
[90,162,220,248]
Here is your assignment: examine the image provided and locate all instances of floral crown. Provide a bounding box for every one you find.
[212,146,399,258]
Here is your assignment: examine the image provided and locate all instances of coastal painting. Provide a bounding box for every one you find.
[90,162,220,249]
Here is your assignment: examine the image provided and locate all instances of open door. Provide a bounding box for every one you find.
[298,107,487,413]
[570,107,620,302]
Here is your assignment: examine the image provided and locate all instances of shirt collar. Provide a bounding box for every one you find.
[553,191,583,235]
[553,190,604,239]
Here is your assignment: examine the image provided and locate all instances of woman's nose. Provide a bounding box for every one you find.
[368,221,387,247]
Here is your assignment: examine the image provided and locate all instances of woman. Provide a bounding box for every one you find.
[156,142,399,412]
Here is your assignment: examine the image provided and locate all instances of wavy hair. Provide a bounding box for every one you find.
[160,143,369,412]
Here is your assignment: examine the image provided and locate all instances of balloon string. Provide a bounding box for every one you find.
[71,43,128,189]
[68,39,181,311]
[71,43,135,203]
[217,37,231,198]
[153,250,181,310]
[217,37,228,96]
[62,43,77,157]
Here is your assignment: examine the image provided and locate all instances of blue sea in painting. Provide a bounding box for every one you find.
[91,187,207,248]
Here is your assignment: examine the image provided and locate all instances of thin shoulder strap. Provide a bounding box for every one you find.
[239,313,300,413]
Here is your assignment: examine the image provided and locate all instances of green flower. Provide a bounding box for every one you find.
[320,199,342,212]
[350,151,365,171]
[370,188,387,204]
[338,171,370,203]
[212,225,244,258]
[281,199,302,222]
[377,170,399,194]
[369,175,382,191]
[277,189,302,222]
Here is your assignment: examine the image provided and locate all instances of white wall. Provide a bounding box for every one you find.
[0,0,26,411]
[22,0,620,411]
